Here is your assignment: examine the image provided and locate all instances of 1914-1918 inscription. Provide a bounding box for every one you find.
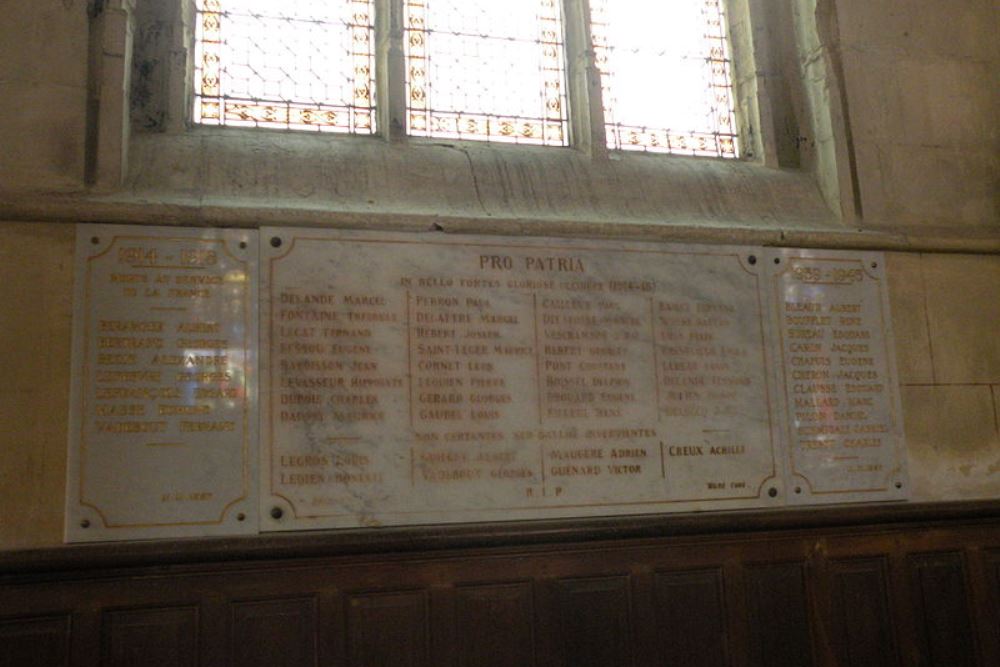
[65,225,258,542]
[261,229,785,530]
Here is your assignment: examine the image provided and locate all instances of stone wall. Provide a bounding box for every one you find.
[0,0,996,549]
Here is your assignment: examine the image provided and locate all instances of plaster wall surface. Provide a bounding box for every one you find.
[0,1,88,191]
[0,0,996,549]
[837,0,999,228]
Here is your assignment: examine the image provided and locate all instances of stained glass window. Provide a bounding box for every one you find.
[193,0,376,133]
[404,0,569,146]
[590,0,739,157]
[190,1,743,154]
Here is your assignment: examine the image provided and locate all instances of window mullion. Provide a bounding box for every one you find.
[376,0,406,141]
[172,0,196,133]
[562,0,607,158]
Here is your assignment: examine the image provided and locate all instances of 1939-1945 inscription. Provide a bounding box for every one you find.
[767,248,907,504]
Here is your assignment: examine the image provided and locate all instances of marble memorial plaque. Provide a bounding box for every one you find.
[765,248,908,504]
[261,228,783,531]
[65,224,258,542]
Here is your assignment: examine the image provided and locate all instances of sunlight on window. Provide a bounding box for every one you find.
[405,0,569,146]
[193,0,376,133]
[590,0,739,157]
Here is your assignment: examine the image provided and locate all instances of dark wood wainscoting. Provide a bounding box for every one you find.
[2,502,999,666]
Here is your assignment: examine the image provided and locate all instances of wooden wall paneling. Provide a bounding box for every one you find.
[634,538,733,576]
[0,615,71,667]
[453,582,535,667]
[530,578,561,667]
[990,549,1000,593]
[652,568,728,667]
[429,587,458,667]
[745,561,814,667]
[885,551,921,667]
[803,544,836,667]
[1,507,999,666]
[628,569,657,667]
[827,558,899,667]
[966,548,1000,667]
[230,596,319,667]
[102,606,198,667]
[553,575,633,667]
[69,606,101,667]
[723,560,750,667]
[345,589,429,667]
[907,552,978,667]
[318,589,343,667]
[988,550,1000,662]
[199,596,229,667]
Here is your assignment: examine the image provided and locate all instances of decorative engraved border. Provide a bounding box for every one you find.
[77,234,252,529]
[772,255,900,497]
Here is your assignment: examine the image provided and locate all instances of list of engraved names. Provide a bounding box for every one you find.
[264,232,781,529]
[773,253,904,500]
[66,227,255,540]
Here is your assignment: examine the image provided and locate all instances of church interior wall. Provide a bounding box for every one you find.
[0,0,997,550]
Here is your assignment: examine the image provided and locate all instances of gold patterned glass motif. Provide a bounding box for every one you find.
[590,0,739,157]
[194,0,376,133]
[405,0,569,146]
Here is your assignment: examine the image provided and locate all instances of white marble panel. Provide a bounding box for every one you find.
[764,248,908,504]
[65,224,258,542]
[260,228,783,531]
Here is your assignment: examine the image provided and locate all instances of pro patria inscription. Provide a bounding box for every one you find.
[65,225,257,541]
[261,229,784,530]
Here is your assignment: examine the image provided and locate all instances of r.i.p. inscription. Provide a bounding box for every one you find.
[261,229,783,530]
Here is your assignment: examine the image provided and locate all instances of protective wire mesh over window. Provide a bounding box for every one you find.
[194,0,376,133]
[405,0,569,145]
[590,0,739,157]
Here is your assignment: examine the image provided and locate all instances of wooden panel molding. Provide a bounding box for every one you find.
[0,615,70,667]
[103,606,197,667]
[230,597,318,667]
[828,558,898,666]
[555,576,631,667]
[652,569,728,667]
[346,591,429,667]
[1,502,999,666]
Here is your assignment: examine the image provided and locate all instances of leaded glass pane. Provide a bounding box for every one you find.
[591,0,739,157]
[194,0,376,133]
[405,0,569,146]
